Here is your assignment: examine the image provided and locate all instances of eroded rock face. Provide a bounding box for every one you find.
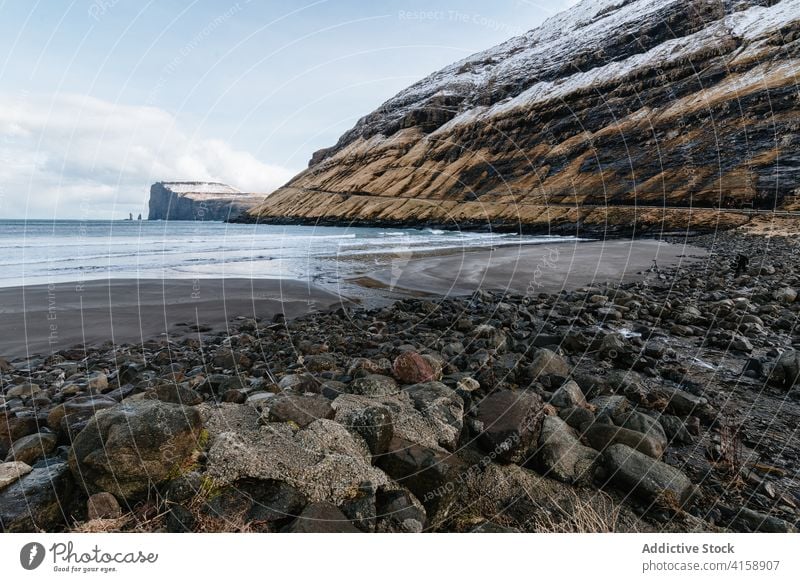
[148,182,263,221]
[68,401,202,501]
[249,0,799,234]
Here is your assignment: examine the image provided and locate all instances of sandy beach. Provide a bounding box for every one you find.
[361,239,707,296]
[0,278,344,359]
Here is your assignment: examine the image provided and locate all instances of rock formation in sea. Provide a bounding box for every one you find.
[148,182,264,221]
[248,0,800,234]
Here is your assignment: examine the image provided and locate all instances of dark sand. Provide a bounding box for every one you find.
[0,278,345,359]
[361,239,707,296]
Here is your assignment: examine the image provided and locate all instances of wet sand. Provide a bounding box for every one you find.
[0,278,345,359]
[360,239,707,296]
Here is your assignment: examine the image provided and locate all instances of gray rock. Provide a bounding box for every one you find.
[404,382,463,451]
[585,423,665,459]
[205,416,389,505]
[5,383,41,399]
[266,393,334,428]
[347,374,399,397]
[559,406,595,431]
[0,460,74,532]
[333,398,394,456]
[69,400,202,500]
[284,502,360,533]
[535,416,598,483]
[602,444,693,506]
[87,371,108,392]
[529,349,570,380]
[375,437,463,524]
[0,461,32,490]
[730,507,797,533]
[5,432,57,465]
[47,395,117,437]
[477,390,544,464]
[658,415,693,444]
[145,384,203,406]
[87,492,122,520]
[277,373,319,392]
[550,380,587,408]
[202,478,307,531]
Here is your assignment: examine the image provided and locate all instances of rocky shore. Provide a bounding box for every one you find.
[1,230,799,533]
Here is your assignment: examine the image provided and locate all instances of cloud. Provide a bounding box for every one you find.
[0,93,296,219]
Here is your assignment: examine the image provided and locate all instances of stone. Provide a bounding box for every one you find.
[284,502,360,533]
[528,348,569,380]
[602,444,693,506]
[347,374,398,397]
[584,423,665,459]
[612,409,668,450]
[0,461,32,490]
[47,395,117,436]
[403,382,464,451]
[87,371,108,392]
[375,486,427,533]
[658,415,693,444]
[265,392,334,428]
[205,416,389,506]
[203,478,307,531]
[729,507,797,533]
[392,352,437,384]
[773,348,800,389]
[68,400,202,500]
[166,504,196,533]
[559,406,595,431]
[87,492,122,520]
[375,437,463,523]
[0,415,40,450]
[5,383,41,399]
[476,390,544,464]
[145,384,203,406]
[730,335,753,353]
[5,432,57,465]
[333,400,394,456]
[0,460,74,532]
[773,287,797,304]
[277,373,319,392]
[550,380,587,409]
[535,416,598,483]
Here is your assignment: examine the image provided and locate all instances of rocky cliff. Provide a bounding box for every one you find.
[148,182,263,221]
[249,0,800,234]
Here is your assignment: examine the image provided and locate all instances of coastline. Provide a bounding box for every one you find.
[0,278,345,359]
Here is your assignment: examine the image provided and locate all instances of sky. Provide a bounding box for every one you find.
[0,0,579,219]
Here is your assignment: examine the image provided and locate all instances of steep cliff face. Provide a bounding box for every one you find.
[148,182,263,221]
[250,0,800,233]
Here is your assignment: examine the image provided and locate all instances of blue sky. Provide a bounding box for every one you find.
[0,0,578,218]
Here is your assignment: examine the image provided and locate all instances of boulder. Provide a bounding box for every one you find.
[87,492,122,520]
[5,383,41,399]
[332,398,394,455]
[68,400,202,500]
[205,416,389,506]
[0,460,74,532]
[266,393,334,428]
[374,486,427,533]
[0,461,32,490]
[5,432,57,465]
[347,374,398,397]
[87,371,108,392]
[375,437,463,523]
[658,415,693,444]
[145,384,203,406]
[535,416,598,483]
[528,349,570,380]
[584,423,665,459]
[550,380,588,409]
[0,415,41,451]
[602,444,693,506]
[202,478,307,531]
[476,390,544,464]
[47,395,117,436]
[392,352,437,384]
[403,382,464,450]
[284,502,360,533]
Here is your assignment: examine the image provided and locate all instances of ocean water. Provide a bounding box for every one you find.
[0,219,579,295]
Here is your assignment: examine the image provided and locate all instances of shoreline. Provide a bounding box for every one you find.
[0,278,345,360]
[356,239,707,297]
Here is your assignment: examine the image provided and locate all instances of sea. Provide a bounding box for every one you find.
[0,219,579,299]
